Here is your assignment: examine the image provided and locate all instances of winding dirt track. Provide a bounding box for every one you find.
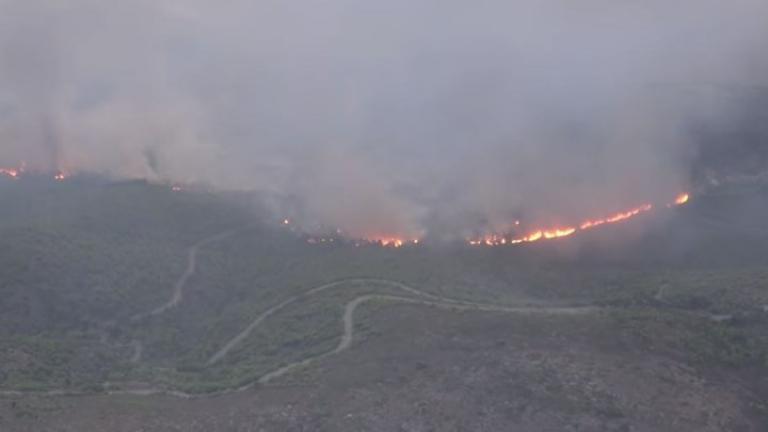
[0,230,600,400]
[256,293,598,385]
[208,278,591,367]
[4,207,764,399]
[207,278,447,365]
[131,229,240,322]
[113,290,596,398]
[0,278,599,400]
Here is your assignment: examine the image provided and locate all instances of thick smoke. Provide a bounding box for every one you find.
[1,0,767,238]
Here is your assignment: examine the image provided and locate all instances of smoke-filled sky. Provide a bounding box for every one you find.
[1,0,767,238]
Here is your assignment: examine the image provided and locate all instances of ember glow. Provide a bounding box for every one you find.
[377,238,420,247]
[380,238,404,248]
[1,165,71,182]
[467,195,688,247]
[674,193,690,205]
[354,237,418,248]
[361,235,421,248]
[579,204,654,230]
[0,163,25,179]
[472,226,578,247]
[302,233,419,248]
[0,168,21,179]
[294,193,691,248]
[545,228,577,238]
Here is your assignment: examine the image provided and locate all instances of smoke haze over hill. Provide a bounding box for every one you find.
[1,0,767,237]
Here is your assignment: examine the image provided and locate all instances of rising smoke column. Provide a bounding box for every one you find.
[0,0,766,238]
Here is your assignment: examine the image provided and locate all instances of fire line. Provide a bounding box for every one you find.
[467,193,689,247]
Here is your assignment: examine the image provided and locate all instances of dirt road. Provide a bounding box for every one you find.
[131,229,240,322]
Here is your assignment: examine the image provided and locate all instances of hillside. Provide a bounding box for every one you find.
[1,176,768,430]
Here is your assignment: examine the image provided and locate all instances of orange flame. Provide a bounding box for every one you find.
[358,234,421,248]
[375,237,420,247]
[0,163,26,179]
[303,192,691,249]
[380,238,404,248]
[1,166,72,181]
[0,168,21,179]
[674,193,689,205]
[580,204,653,230]
[305,234,419,248]
[505,226,577,245]
[543,227,577,239]
[467,199,671,247]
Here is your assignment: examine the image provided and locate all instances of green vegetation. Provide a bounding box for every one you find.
[1,178,768,394]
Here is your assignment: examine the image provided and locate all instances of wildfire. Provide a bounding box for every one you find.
[468,194,688,247]
[1,165,72,182]
[380,238,404,247]
[354,237,417,247]
[0,168,21,179]
[1,162,25,179]
[579,204,654,230]
[379,238,423,247]
[298,192,691,249]
[674,193,689,205]
[304,234,419,248]
[472,226,577,247]
[373,236,422,247]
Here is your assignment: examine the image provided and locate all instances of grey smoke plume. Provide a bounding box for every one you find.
[1,0,767,238]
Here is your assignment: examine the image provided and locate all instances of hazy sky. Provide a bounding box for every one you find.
[1,0,767,238]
